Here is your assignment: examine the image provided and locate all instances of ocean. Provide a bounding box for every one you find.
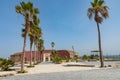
[104,55,120,58]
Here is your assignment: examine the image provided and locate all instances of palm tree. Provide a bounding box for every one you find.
[74,55,79,62]
[51,42,55,50]
[87,0,109,67]
[32,11,41,64]
[38,39,44,62]
[29,8,40,66]
[35,27,42,63]
[29,30,34,66]
[29,23,36,66]
[16,1,33,72]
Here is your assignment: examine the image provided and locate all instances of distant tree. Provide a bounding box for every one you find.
[51,50,62,64]
[82,55,89,60]
[89,54,94,59]
[51,50,57,61]
[38,39,44,62]
[87,0,109,67]
[62,56,70,62]
[51,42,55,50]
[72,46,74,52]
[74,55,79,62]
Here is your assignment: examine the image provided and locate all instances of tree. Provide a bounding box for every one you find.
[38,39,44,62]
[32,14,42,64]
[51,50,62,64]
[74,55,79,62]
[89,54,94,59]
[82,55,89,61]
[51,42,55,50]
[0,59,14,71]
[35,27,42,63]
[87,0,109,67]
[29,8,40,66]
[16,1,34,72]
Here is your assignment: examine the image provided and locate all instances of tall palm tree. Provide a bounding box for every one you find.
[29,8,40,66]
[35,26,42,62]
[29,23,36,66]
[51,42,55,50]
[38,39,44,62]
[87,0,109,67]
[16,1,33,72]
[31,10,41,64]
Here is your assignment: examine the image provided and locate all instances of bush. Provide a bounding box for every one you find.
[74,55,79,62]
[54,56,62,64]
[27,65,35,68]
[17,70,27,73]
[0,59,14,71]
[82,55,89,61]
[64,56,70,62]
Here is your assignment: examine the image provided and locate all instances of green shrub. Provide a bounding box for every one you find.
[17,70,28,73]
[0,59,14,71]
[74,55,79,62]
[27,65,35,68]
[82,55,89,61]
[54,56,62,64]
[64,56,70,62]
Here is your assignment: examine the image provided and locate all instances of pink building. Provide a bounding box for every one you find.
[10,50,78,63]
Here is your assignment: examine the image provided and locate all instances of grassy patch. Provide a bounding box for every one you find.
[27,65,35,68]
[17,70,28,74]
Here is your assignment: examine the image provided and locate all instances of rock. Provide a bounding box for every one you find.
[0,73,14,77]
[108,64,120,68]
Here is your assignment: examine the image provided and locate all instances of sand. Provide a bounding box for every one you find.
[0,62,99,76]
[25,62,98,75]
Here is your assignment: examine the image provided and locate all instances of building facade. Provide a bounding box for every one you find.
[10,50,79,63]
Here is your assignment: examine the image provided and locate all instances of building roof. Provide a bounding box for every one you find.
[57,50,70,58]
[11,50,78,57]
[43,50,52,53]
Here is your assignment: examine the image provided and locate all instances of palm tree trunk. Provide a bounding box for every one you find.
[21,34,27,72]
[39,51,41,62]
[39,51,42,62]
[36,42,39,63]
[21,13,30,71]
[37,44,39,62]
[30,41,33,66]
[34,43,36,64]
[97,22,104,67]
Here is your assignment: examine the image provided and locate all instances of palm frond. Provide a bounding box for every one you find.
[88,0,109,23]
[102,12,109,19]
[15,6,22,13]
[20,1,26,10]
[91,2,95,7]
[87,8,94,19]
[94,0,98,3]
[99,0,104,6]
[34,8,39,14]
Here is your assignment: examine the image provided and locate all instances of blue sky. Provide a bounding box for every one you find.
[0,0,120,58]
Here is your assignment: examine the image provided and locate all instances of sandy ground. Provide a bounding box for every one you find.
[0,71,16,76]
[1,62,120,80]
[24,62,98,75]
[0,62,99,76]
